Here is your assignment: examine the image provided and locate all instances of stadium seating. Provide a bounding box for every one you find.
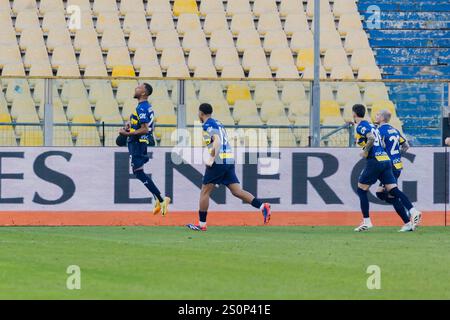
[0,0,403,147]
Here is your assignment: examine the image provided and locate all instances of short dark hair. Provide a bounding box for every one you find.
[199,103,213,115]
[352,104,366,118]
[143,83,153,97]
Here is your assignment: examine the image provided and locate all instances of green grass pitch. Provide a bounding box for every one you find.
[0,226,449,299]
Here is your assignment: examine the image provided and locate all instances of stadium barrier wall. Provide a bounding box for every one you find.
[0,147,448,226]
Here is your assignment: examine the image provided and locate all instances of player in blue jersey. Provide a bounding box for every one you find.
[374,109,421,231]
[186,103,271,231]
[352,104,421,232]
[119,83,170,216]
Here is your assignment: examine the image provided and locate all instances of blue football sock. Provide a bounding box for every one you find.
[199,211,208,224]
[389,187,413,211]
[135,170,164,203]
[251,198,263,209]
[386,197,410,223]
[357,188,370,218]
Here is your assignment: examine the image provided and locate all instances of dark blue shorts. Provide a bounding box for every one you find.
[379,169,401,187]
[203,163,240,186]
[359,159,397,186]
[128,141,149,171]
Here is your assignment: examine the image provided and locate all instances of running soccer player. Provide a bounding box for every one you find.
[119,83,170,216]
[186,103,271,231]
[352,104,421,232]
[374,109,419,232]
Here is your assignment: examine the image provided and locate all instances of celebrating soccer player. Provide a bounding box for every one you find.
[352,104,421,232]
[186,103,271,231]
[119,83,170,216]
[374,109,420,231]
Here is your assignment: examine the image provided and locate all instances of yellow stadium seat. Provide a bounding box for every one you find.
[320,29,343,53]
[156,114,177,125]
[114,80,137,105]
[351,48,377,71]
[56,64,81,77]
[120,0,146,14]
[288,100,310,118]
[152,99,176,116]
[333,0,358,17]
[291,30,314,53]
[236,29,262,53]
[147,0,172,15]
[209,29,235,52]
[183,29,208,52]
[254,82,279,105]
[226,0,251,16]
[232,100,259,123]
[40,0,64,14]
[15,111,40,135]
[199,82,225,102]
[139,64,163,78]
[173,0,199,16]
[275,66,300,80]
[200,0,225,15]
[221,65,245,79]
[242,47,268,71]
[52,45,78,68]
[19,28,45,50]
[323,47,349,71]
[29,63,53,77]
[281,82,306,105]
[78,46,104,69]
[111,65,136,87]
[269,48,295,71]
[358,66,382,80]
[88,81,115,104]
[160,47,185,70]
[53,126,74,147]
[253,0,278,16]
[248,65,272,79]
[260,99,286,122]
[101,27,126,50]
[96,12,121,34]
[338,12,363,36]
[10,97,35,122]
[133,47,159,69]
[177,13,202,34]
[74,28,98,51]
[5,79,31,103]
[311,14,336,32]
[166,63,190,78]
[296,48,314,71]
[15,11,40,32]
[123,12,148,34]
[106,47,133,69]
[371,100,396,121]
[330,65,355,80]
[47,29,72,52]
[279,0,303,17]
[226,84,251,105]
[215,47,240,70]
[306,0,331,17]
[75,130,102,146]
[155,29,181,51]
[264,30,289,52]
[128,29,154,51]
[363,84,389,106]
[284,13,310,36]
[231,13,255,35]
[0,93,8,114]
[0,27,17,47]
[336,83,362,106]
[188,47,213,70]
[321,101,341,121]
[93,0,118,14]
[66,98,92,120]
[203,13,228,35]
[20,130,43,147]
[258,13,282,35]
[149,13,175,34]
[42,11,67,33]
[320,83,334,101]
[38,98,68,122]
[194,65,218,78]
[344,30,371,53]
[94,98,122,122]
[342,102,357,122]
[0,45,22,67]
[13,0,37,13]
[24,46,49,69]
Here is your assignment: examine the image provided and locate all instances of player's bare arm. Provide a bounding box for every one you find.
[120,122,149,136]
[360,132,375,158]
[206,134,220,167]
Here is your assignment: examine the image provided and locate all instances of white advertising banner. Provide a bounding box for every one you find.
[0,147,447,212]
